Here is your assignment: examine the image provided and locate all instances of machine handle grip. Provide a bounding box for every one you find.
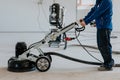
[75,27,85,32]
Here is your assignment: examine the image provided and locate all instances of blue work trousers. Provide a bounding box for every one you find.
[97,28,114,68]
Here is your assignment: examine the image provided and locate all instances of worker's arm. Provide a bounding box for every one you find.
[83,0,112,25]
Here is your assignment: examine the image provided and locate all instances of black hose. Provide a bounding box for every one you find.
[44,52,102,65]
[70,44,120,54]
[44,52,120,67]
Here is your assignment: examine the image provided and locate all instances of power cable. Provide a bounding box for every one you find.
[75,26,103,63]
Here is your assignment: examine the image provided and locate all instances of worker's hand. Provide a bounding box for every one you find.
[79,19,86,27]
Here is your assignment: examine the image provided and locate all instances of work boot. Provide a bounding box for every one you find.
[98,66,113,71]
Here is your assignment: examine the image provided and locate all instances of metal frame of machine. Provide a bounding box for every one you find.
[8,22,87,72]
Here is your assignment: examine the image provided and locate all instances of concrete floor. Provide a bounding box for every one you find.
[0,66,120,80]
[0,28,120,80]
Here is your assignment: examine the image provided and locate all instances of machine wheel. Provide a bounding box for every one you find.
[15,42,27,58]
[39,53,52,62]
[36,56,51,72]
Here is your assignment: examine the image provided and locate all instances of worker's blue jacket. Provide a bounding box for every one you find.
[83,0,113,30]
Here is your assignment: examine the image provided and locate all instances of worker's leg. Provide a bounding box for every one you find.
[97,29,114,70]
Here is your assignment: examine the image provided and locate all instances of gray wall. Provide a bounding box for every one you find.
[112,0,120,31]
[0,0,119,32]
[0,0,77,32]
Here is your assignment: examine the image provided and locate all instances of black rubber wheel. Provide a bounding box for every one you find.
[36,56,51,72]
[15,42,27,58]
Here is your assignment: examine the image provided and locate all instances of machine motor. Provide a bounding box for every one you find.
[49,3,64,27]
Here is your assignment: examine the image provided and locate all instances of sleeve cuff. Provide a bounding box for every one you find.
[83,18,90,25]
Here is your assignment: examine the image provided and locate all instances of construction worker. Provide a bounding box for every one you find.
[80,0,114,71]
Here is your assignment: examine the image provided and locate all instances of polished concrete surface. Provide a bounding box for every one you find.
[0,27,120,80]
